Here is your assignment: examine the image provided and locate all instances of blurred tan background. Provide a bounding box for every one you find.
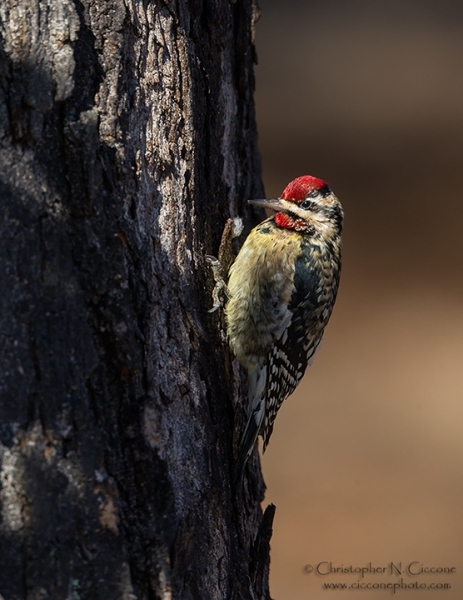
[254,1,463,598]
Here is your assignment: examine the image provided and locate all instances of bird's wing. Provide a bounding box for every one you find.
[261,252,324,449]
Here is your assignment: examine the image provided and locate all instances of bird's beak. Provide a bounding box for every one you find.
[248,198,285,211]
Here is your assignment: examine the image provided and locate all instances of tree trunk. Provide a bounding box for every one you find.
[0,1,274,598]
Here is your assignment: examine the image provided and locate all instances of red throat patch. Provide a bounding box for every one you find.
[274,212,307,231]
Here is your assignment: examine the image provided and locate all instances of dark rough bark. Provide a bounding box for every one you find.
[0,0,274,598]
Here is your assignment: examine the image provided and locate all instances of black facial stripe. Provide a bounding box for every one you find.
[306,184,331,199]
[330,204,343,233]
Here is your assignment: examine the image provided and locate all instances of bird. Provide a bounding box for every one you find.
[224,175,343,482]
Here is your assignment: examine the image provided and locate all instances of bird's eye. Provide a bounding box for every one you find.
[300,199,314,210]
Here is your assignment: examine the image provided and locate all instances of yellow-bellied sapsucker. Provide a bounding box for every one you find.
[225,175,343,481]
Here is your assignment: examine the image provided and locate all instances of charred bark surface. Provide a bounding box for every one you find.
[0,0,273,598]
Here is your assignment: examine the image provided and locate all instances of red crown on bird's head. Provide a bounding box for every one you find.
[281,175,329,201]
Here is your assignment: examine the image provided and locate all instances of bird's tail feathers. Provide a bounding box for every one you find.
[235,400,265,485]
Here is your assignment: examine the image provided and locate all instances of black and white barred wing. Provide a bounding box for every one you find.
[261,299,322,450]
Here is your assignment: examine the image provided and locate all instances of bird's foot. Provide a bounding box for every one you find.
[206,217,243,313]
[205,255,230,313]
